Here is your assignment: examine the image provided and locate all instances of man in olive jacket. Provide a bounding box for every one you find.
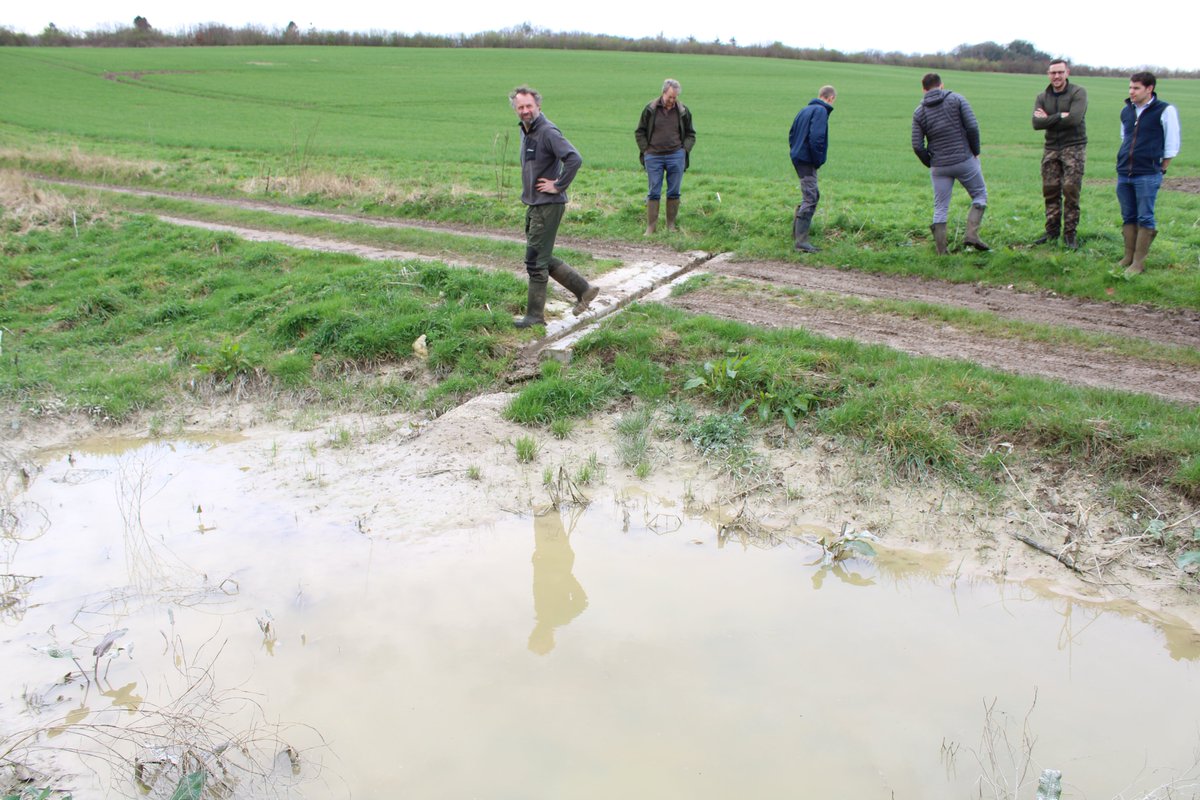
[635,78,697,234]
[510,85,599,328]
[1032,59,1088,249]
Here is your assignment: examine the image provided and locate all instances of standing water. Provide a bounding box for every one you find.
[2,438,1198,798]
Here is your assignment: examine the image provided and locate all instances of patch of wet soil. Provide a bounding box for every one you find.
[708,257,1200,351]
[665,286,1200,404]
[1167,176,1200,194]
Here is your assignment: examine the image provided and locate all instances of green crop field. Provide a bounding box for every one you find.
[1,46,1197,307]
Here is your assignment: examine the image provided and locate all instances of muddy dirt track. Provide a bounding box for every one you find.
[49,180,1200,404]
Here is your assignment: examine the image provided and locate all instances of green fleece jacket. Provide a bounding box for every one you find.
[1032,81,1088,150]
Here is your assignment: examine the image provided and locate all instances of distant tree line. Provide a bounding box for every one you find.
[1,20,1195,79]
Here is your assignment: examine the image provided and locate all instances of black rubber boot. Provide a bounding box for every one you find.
[793,210,819,253]
[549,261,599,316]
[515,278,547,328]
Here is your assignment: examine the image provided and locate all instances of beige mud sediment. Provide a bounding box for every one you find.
[6,391,1198,637]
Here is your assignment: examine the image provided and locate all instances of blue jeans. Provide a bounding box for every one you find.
[1116,171,1163,229]
[644,149,685,201]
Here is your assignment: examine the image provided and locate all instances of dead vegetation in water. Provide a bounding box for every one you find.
[545,465,589,510]
[1,448,47,627]
[2,635,327,800]
[939,692,1200,800]
[0,171,104,234]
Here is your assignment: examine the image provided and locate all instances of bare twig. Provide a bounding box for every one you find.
[1008,531,1083,573]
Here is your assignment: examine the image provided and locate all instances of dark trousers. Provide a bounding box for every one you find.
[524,203,566,282]
[793,162,820,217]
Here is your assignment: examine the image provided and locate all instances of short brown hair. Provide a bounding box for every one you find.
[508,85,542,108]
[922,73,942,91]
[1130,71,1157,90]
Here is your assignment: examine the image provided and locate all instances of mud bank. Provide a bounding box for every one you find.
[4,393,1200,798]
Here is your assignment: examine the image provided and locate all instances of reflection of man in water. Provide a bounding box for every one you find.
[528,510,588,655]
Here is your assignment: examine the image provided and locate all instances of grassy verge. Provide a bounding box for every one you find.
[0,214,527,420]
[508,303,1200,499]
[4,203,1199,503]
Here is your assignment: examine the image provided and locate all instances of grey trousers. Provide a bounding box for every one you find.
[930,157,987,223]
[793,162,820,217]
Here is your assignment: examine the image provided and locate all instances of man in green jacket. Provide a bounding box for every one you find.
[1032,59,1088,249]
[635,79,697,234]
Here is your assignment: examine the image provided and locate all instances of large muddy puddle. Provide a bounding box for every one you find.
[3,438,1200,798]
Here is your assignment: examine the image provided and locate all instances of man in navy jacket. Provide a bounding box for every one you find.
[788,85,836,253]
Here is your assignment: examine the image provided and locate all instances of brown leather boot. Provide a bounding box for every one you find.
[1117,223,1138,267]
[1125,227,1157,276]
[666,198,680,231]
[644,200,659,236]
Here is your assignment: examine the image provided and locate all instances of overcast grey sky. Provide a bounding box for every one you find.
[4,0,1197,72]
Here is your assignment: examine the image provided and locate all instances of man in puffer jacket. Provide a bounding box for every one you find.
[912,73,990,254]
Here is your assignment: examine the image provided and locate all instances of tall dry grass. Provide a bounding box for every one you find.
[0,170,103,234]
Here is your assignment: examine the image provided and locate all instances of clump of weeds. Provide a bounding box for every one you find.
[574,452,604,486]
[680,411,772,485]
[327,427,353,449]
[515,435,539,464]
[504,360,616,427]
[615,406,655,478]
[196,339,259,382]
[545,465,590,509]
[684,350,831,430]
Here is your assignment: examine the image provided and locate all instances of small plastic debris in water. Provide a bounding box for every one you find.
[93,628,128,658]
